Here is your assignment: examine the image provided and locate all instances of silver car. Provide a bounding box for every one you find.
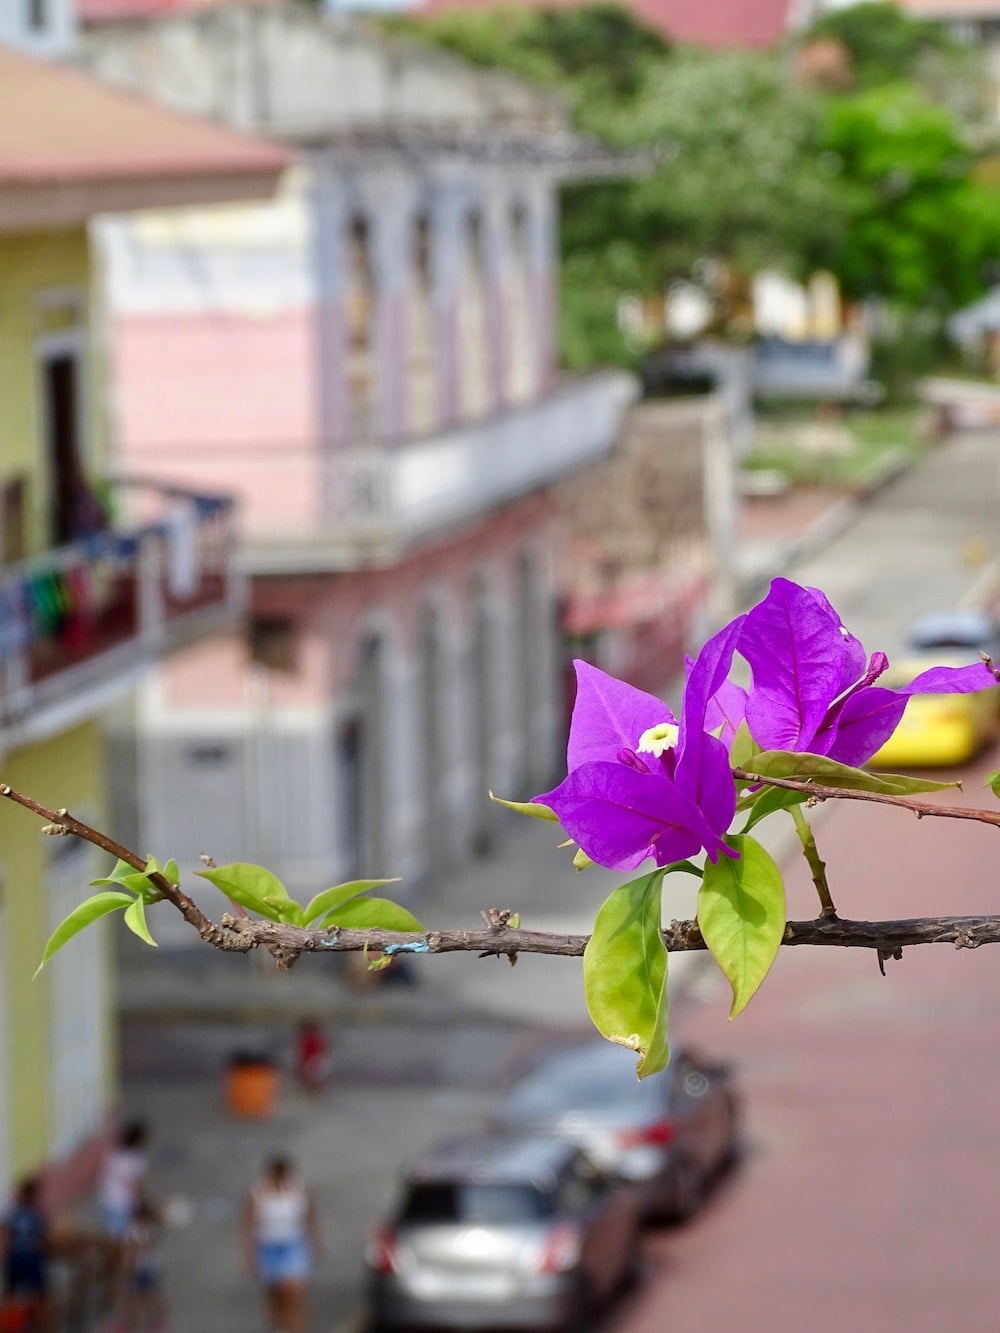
[495,1041,740,1222]
[365,1132,641,1330]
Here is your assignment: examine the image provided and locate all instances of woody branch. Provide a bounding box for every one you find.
[5,776,1000,964]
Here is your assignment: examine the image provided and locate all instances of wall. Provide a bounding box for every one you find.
[0,228,99,561]
[133,496,563,943]
[0,720,114,1183]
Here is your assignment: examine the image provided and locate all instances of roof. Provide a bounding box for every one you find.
[897,0,1000,14]
[404,1134,578,1185]
[421,0,796,48]
[0,44,289,231]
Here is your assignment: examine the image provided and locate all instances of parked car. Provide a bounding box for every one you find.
[364,1132,641,1331]
[870,611,1000,769]
[494,1040,740,1223]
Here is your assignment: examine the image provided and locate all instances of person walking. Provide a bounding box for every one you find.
[0,1177,52,1332]
[119,1199,168,1333]
[243,1156,320,1333]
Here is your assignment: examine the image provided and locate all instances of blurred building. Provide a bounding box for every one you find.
[0,7,287,1200]
[75,2,637,939]
[420,0,804,48]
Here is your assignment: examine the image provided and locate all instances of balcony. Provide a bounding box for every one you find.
[0,480,240,751]
[240,370,637,573]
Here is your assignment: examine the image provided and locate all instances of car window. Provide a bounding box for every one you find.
[399,1183,554,1225]
[507,1050,667,1115]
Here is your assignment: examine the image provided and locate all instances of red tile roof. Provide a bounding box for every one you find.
[0,45,288,188]
[420,0,795,48]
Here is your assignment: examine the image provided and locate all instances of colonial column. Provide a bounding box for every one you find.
[310,161,351,464]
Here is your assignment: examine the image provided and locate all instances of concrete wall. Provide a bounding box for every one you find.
[76,3,563,139]
[0,720,114,1187]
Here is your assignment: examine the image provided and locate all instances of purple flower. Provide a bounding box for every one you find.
[713,578,996,767]
[534,618,746,872]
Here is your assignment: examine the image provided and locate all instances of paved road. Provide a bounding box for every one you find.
[611,742,1000,1333]
[113,430,1000,1331]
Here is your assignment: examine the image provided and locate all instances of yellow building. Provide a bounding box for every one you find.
[0,45,286,1203]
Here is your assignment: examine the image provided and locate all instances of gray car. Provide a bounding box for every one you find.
[494,1041,740,1222]
[365,1132,641,1330]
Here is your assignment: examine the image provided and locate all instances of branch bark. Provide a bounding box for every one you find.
[5,778,1000,967]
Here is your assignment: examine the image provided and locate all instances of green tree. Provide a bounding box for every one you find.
[803,0,953,89]
[822,83,1000,308]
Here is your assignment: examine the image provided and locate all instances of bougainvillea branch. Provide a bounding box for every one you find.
[5,777,1000,966]
[8,578,1000,1076]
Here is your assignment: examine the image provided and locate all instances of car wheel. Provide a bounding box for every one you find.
[669,1156,706,1223]
[718,1094,743,1172]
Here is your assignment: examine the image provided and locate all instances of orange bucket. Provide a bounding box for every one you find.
[225,1056,279,1118]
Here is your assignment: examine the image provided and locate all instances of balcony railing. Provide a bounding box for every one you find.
[0,480,240,747]
[240,370,637,572]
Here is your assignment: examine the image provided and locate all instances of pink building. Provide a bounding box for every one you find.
[80,3,637,934]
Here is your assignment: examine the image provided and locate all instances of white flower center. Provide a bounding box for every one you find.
[637,722,679,757]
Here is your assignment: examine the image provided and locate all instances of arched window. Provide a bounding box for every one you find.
[507,204,535,405]
[407,215,438,438]
[346,218,376,441]
[458,212,490,421]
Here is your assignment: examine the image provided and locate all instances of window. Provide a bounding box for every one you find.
[27,0,48,31]
[400,1183,552,1225]
[249,615,298,673]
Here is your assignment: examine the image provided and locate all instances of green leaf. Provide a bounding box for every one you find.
[747,750,959,796]
[123,896,158,948]
[263,896,304,926]
[730,721,763,773]
[90,858,141,889]
[162,859,180,885]
[36,891,134,976]
[489,792,558,821]
[319,897,425,932]
[739,783,809,831]
[663,859,703,878]
[195,863,290,917]
[583,870,669,1079]
[699,834,785,1019]
[301,879,402,927]
[985,768,1000,800]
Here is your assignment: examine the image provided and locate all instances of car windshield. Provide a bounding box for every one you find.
[506,1047,665,1116]
[400,1183,553,1225]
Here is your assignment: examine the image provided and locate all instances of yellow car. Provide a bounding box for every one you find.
[869,613,1000,769]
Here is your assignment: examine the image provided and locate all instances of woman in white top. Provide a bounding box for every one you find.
[243,1155,320,1333]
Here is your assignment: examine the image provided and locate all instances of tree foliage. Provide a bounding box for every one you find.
[389,3,1000,364]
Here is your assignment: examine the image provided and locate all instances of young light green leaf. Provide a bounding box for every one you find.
[262,896,304,926]
[985,768,1000,800]
[572,848,594,871]
[163,859,180,885]
[739,784,809,832]
[747,750,959,796]
[319,897,425,932]
[301,879,402,927]
[90,858,141,889]
[699,834,785,1019]
[36,891,134,976]
[123,896,158,948]
[489,792,558,821]
[583,870,669,1080]
[195,863,290,916]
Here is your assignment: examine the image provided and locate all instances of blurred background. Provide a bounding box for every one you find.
[4,0,1000,1327]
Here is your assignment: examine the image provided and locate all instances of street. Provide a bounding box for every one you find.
[115,430,1000,1331]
